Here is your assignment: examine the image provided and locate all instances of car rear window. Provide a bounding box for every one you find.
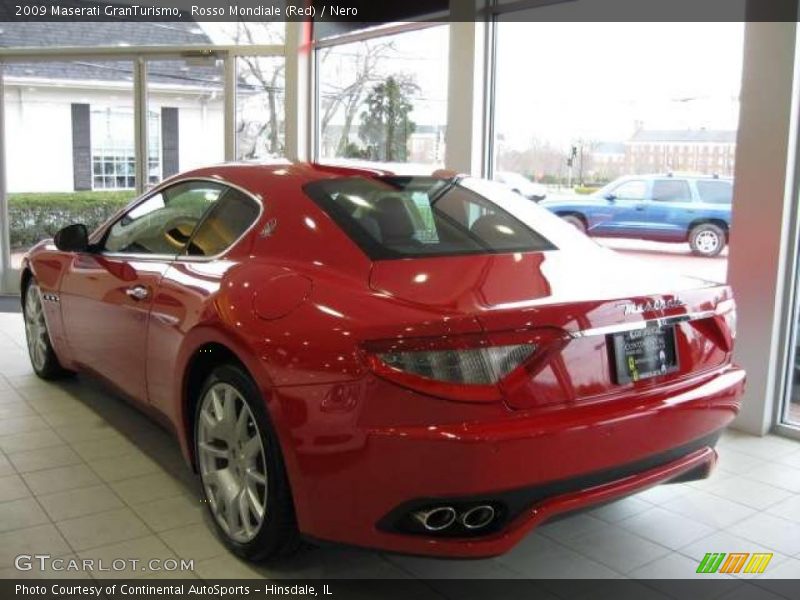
[303,176,556,260]
[696,180,733,204]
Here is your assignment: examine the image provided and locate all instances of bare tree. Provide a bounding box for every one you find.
[214,23,399,159]
[318,39,396,156]
[230,22,286,158]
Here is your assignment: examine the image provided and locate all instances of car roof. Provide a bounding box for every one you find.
[173,160,394,185]
[618,173,733,182]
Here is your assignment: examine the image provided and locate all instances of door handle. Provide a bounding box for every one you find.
[125,285,149,301]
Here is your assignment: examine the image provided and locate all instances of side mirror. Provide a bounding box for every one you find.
[54,224,90,252]
[604,194,617,202]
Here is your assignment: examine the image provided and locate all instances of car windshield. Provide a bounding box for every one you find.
[304,176,556,260]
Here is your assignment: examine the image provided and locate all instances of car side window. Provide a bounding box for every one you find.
[652,179,691,202]
[610,180,646,200]
[696,180,733,204]
[183,188,261,257]
[103,181,226,255]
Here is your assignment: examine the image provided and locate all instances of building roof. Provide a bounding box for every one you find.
[0,22,222,89]
[630,129,737,143]
[0,21,210,48]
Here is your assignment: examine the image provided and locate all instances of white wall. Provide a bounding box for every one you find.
[3,83,225,194]
[4,86,74,193]
[149,91,224,173]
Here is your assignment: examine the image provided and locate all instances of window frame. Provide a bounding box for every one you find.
[312,22,450,166]
[90,107,161,191]
[96,176,263,262]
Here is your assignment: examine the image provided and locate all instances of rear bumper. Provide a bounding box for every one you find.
[273,365,744,558]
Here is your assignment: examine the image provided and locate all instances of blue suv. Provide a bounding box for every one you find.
[542,174,732,256]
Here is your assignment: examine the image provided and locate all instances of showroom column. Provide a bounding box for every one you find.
[285,21,313,162]
[0,62,11,293]
[444,16,489,176]
[728,22,797,435]
[133,58,148,195]
[224,54,236,161]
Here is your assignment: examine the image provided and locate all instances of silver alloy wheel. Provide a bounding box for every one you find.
[695,230,720,254]
[197,382,268,543]
[24,284,48,371]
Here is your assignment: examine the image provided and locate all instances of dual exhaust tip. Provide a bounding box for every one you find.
[413,504,496,532]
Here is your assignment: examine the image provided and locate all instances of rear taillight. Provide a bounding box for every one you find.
[364,329,569,402]
[378,344,535,385]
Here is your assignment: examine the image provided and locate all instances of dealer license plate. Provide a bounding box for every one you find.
[609,325,679,384]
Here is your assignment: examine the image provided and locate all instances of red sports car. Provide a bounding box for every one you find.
[21,162,744,560]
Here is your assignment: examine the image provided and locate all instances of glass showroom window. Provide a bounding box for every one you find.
[317,26,449,170]
[491,21,743,277]
[782,223,800,431]
[91,108,160,189]
[236,56,286,160]
[785,332,800,430]
[2,60,135,275]
[147,58,225,182]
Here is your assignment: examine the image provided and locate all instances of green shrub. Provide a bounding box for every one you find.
[8,191,135,249]
[574,186,600,195]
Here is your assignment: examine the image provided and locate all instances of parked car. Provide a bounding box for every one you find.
[494,171,548,201]
[542,174,733,256]
[21,163,742,560]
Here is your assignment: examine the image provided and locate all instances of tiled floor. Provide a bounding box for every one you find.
[0,312,799,581]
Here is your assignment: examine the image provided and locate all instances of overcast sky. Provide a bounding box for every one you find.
[494,22,745,150]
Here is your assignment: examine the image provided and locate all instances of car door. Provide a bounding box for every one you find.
[145,186,263,420]
[59,180,227,402]
[644,178,695,241]
[590,178,648,236]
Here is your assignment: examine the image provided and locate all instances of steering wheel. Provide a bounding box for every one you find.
[163,216,199,250]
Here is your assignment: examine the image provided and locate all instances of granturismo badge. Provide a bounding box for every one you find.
[620,298,686,315]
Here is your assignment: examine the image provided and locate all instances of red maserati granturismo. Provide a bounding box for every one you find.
[21,162,744,560]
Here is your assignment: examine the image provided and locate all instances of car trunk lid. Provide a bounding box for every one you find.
[369,249,733,410]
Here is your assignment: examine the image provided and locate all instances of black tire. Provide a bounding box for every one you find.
[22,279,72,380]
[561,214,587,233]
[689,223,726,257]
[194,364,301,561]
